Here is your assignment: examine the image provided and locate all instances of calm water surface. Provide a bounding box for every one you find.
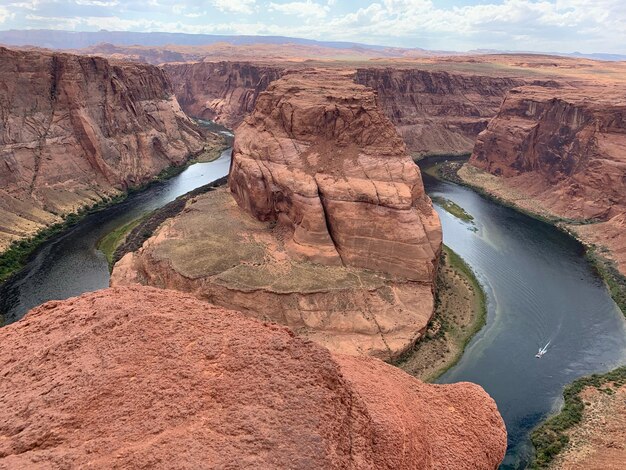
[2,147,625,469]
[421,169,626,468]
[0,145,232,324]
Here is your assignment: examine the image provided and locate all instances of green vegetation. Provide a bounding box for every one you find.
[97,216,147,267]
[0,141,229,284]
[424,159,626,317]
[432,196,475,223]
[530,366,626,468]
[428,246,488,380]
[393,245,487,382]
[413,152,471,163]
[585,247,626,316]
[0,194,126,283]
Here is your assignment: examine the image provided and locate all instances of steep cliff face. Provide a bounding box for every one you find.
[0,47,210,251]
[112,70,442,359]
[229,71,441,282]
[354,68,524,156]
[466,84,626,273]
[0,286,507,468]
[230,69,441,280]
[162,61,284,128]
[163,62,524,157]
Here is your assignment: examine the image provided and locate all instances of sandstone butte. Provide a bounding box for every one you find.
[163,61,529,156]
[0,286,507,469]
[112,69,442,360]
[465,83,626,276]
[0,47,219,252]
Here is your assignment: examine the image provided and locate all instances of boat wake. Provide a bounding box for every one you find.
[535,340,550,358]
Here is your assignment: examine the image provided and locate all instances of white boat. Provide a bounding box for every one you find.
[535,341,550,358]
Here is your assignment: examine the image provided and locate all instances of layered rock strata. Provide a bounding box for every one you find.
[163,62,525,156]
[466,84,626,274]
[162,61,284,128]
[354,68,524,156]
[229,69,441,281]
[0,47,212,251]
[112,70,442,359]
[0,286,507,469]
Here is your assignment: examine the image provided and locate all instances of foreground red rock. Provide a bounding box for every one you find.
[112,70,441,359]
[0,47,215,251]
[0,286,507,468]
[466,83,626,275]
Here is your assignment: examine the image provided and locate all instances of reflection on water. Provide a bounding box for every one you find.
[421,170,626,468]
[0,148,232,324]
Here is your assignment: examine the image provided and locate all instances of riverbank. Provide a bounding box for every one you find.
[0,140,228,285]
[427,160,626,317]
[99,175,229,270]
[531,366,626,469]
[423,158,626,467]
[395,245,487,382]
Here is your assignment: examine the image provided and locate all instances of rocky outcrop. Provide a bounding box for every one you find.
[163,61,284,128]
[112,70,441,359]
[467,84,626,274]
[0,286,507,469]
[0,47,213,251]
[230,69,441,280]
[354,68,524,156]
[163,62,525,157]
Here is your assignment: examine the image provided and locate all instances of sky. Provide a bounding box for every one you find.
[0,0,624,54]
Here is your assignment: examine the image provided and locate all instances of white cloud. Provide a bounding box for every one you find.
[75,0,120,6]
[269,1,329,19]
[0,6,13,22]
[4,0,626,54]
[211,0,256,15]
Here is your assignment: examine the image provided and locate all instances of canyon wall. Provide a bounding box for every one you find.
[0,286,507,468]
[163,61,523,156]
[466,84,626,274]
[229,69,441,280]
[0,47,213,251]
[162,61,284,128]
[354,68,524,156]
[112,69,442,359]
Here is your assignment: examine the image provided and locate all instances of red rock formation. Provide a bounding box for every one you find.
[0,286,507,468]
[112,69,441,359]
[0,47,212,251]
[467,84,626,273]
[230,69,441,281]
[164,62,524,157]
[347,68,523,156]
[163,61,284,128]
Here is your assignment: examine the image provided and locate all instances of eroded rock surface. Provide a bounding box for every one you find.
[0,286,507,469]
[113,70,441,359]
[230,69,441,281]
[354,68,524,156]
[164,61,524,157]
[0,47,214,251]
[467,84,626,274]
[112,189,436,358]
[163,61,284,128]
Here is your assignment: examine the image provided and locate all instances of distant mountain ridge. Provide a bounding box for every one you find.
[0,29,624,61]
[0,29,396,51]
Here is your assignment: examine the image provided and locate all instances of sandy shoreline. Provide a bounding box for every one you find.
[396,245,486,382]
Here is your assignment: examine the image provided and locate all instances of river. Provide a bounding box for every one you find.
[421,167,626,468]
[2,147,625,469]
[0,144,232,324]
